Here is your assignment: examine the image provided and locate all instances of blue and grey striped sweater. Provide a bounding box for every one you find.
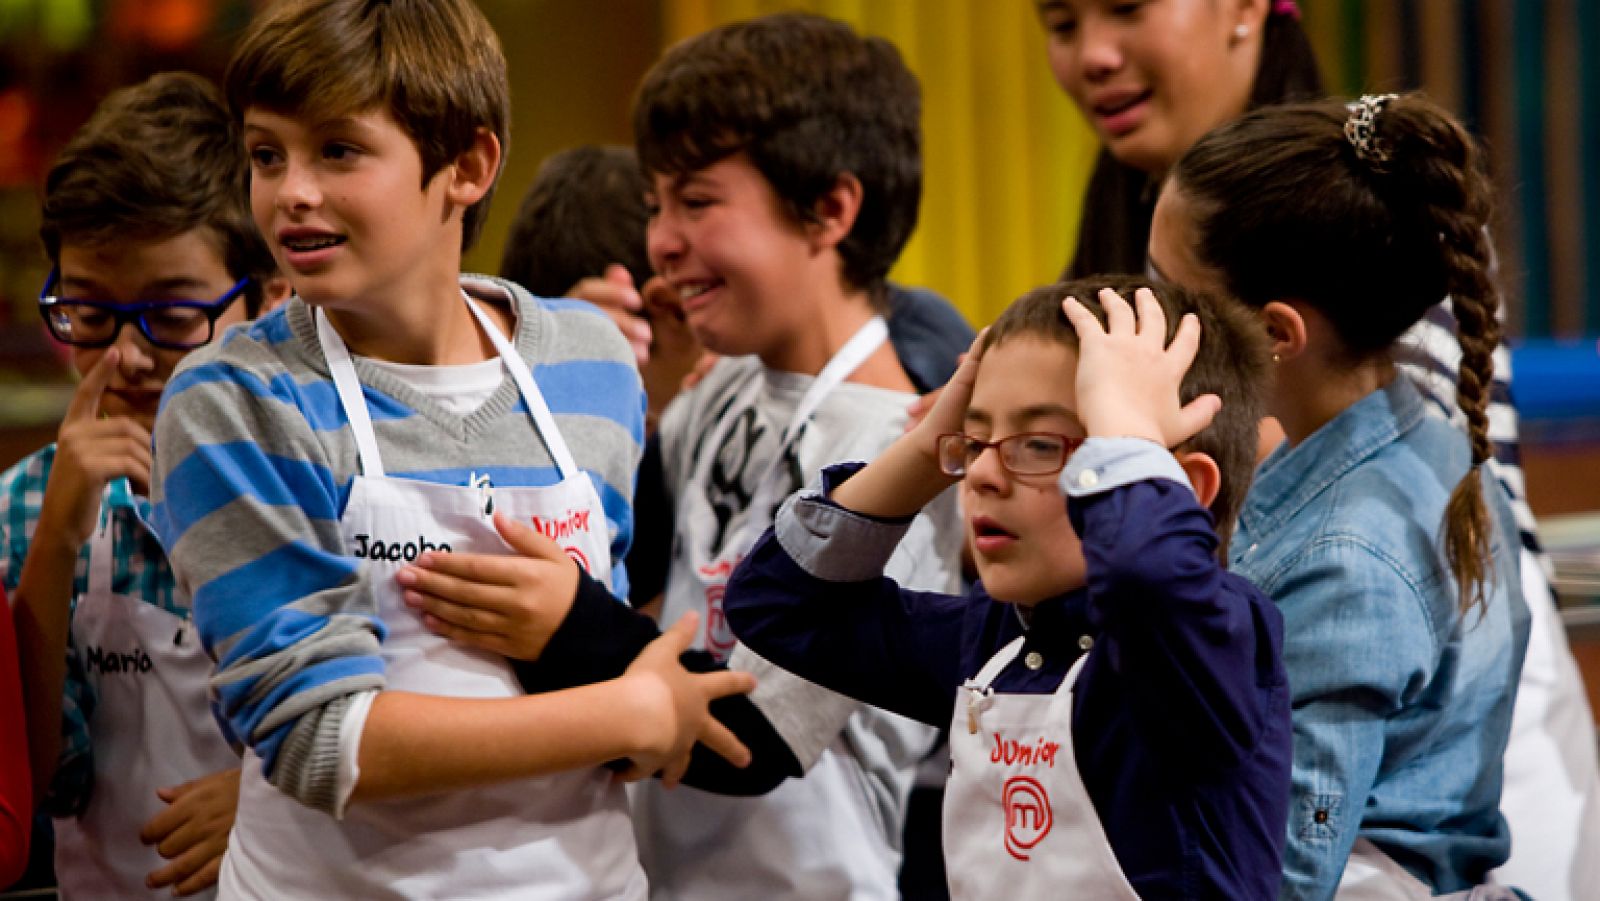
[150,276,644,810]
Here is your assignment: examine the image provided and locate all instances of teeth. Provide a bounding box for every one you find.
[286,236,342,251]
[678,283,711,301]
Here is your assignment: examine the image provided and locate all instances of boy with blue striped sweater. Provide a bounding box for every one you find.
[150,1,753,897]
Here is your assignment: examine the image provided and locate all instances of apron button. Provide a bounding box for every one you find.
[1024,651,1044,670]
[1077,635,1093,650]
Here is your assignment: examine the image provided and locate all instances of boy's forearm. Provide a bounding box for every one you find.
[827,433,953,519]
[349,684,657,802]
[12,522,81,800]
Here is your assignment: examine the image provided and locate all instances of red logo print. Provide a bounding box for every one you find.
[1003,775,1053,860]
[563,545,591,573]
[697,560,738,658]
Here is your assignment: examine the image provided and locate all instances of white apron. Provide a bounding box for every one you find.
[218,297,643,900]
[54,496,238,900]
[668,316,888,660]
[943,637,1140,900]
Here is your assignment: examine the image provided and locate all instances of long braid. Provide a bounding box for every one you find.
[1381,97,1500,614]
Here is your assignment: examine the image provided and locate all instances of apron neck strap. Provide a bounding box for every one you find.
[315,291,581,481]
[316,308,387,479]
[687,315,891,563]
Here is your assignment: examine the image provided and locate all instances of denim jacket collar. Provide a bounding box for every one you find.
[1240,377,1428,542]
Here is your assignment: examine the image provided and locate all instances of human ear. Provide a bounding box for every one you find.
[807,171,864,252]
[444,127,503,208]
[1259,301,1308,363]
[1228,0,1271,44]
[1176,450,1221,509]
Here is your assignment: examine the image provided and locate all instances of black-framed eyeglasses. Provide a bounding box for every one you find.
[937,432,1084,478]
[38,268,251,351]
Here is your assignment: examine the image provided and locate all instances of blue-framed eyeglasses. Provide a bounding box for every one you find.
[38,268,251,351]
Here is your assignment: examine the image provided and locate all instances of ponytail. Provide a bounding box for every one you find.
[1173,92,1500,614]
[1376,96,1501,615]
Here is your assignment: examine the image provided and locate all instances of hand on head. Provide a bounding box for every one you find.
[1060,287,1219,447]
[904,331,988,465]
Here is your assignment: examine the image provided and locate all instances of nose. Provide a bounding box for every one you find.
[964,443,1012,496]
[110,321,156,376]
[1077,14,1124,82]
[646,208,685,274]
[276,156,321,213]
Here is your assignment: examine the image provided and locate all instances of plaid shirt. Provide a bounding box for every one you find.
[0,444,180,816]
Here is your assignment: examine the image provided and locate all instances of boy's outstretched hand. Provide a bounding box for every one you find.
[613,613,757,787]
[397,511,578,661]
[1061,287,1220,448]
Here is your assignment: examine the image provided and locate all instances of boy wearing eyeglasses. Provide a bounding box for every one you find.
[724,277,1295,899]
[2,72,286,899]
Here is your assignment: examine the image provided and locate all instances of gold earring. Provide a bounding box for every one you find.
[1272,353,1281,364]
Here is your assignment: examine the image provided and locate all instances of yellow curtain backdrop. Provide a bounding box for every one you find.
[661,0,1100,327]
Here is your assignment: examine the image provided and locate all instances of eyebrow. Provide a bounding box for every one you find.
[59,276,214,298]
[963,403,1082,427]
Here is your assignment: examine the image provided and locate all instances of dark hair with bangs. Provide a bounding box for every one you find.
[224,0,510,251]
[500,145,652,297]
[40,71,277,316]
[984,275,1269,556]
[633,12,921,301]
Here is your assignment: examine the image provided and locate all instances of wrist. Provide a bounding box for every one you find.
[29,508,89,558]
[1086,417,1165,446]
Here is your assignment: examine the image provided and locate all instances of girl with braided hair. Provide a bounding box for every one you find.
[1149,93,1529,899]
[1035,5,1600,896]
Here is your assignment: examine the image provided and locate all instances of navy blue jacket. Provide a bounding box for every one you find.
[725,442,1292,899]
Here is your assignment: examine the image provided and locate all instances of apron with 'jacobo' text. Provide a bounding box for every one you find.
[219,296,642,900]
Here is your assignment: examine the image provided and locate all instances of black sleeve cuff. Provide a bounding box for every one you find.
[511,569,658,693]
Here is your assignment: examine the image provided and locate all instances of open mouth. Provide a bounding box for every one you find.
[970,516,1018,551]
[1092,90,1153,136]
[674,279,724,312]
[282,234,347,253]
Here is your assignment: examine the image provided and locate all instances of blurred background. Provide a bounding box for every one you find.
[0,0,1598,687]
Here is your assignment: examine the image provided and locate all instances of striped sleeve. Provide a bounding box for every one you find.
[151,347,385,815]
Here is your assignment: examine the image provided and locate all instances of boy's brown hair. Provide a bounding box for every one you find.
[984,275,1269,555]
[634,12,921,301]
[225,0,510,251]
[500,145,651,298]
[40,71,278,316]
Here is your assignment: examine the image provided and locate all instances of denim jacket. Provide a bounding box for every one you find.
[1231,377,1530,900]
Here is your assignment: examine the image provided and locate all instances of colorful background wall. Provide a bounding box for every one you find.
[1,0,1597,476]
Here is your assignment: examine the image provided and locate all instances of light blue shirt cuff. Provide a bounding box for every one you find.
[774,490,913,583]
[1059,436,1192,498]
